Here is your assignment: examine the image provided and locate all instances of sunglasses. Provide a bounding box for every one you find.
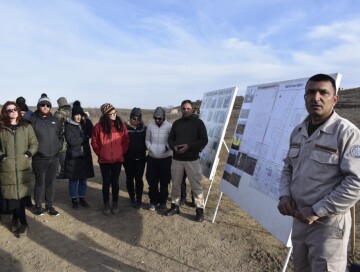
[40,104,51,108]
[6,108,18,113]
[131,117,140,121]
[154,117,163,121]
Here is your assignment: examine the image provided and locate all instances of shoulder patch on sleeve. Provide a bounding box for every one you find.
[350,145,360,158]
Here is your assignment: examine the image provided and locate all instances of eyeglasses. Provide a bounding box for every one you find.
[154,117,163,121]
[108,111,117,116]
[131,117,140,121]
[40,104,51,108]
[6,108,18,113]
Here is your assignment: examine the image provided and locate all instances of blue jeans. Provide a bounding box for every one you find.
[69,179,87,198]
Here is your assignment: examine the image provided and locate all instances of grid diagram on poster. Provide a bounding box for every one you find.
[199,87,237,180]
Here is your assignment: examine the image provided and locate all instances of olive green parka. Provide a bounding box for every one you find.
[0,121,38,200]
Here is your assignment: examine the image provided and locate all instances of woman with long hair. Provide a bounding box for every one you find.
[91,103,129,215]
[0,101,38,237]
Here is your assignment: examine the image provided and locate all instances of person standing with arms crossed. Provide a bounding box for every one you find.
[278,74,360,271]
[166,100,208,222]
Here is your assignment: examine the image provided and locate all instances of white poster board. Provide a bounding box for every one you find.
[199,87,237,180]
[219,74,342,247]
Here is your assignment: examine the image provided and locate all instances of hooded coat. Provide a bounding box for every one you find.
[0,122,38,199]
[64,118,94,179]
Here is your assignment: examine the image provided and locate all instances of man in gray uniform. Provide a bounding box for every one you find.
[278,73,360,271]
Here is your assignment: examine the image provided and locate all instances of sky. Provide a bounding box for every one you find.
[1,0,360,109]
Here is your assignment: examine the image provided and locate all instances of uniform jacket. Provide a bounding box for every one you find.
[168,115,208,161]
[125,121,147,160]
[29,111,62,159]
[279,111,360,217]
[146,120,172,159]
[91,121,130,164]
[0,122,38,199]
[64,119,94,179]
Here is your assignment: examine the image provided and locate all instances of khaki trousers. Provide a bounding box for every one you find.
[171,159,204,209]
[292,212,351,272]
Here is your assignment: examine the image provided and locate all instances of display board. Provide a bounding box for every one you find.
[199,87,238,180]
[219,74,342,246]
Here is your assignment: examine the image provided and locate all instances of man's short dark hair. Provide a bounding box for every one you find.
[181,99,193,107]
[306,74,337,95]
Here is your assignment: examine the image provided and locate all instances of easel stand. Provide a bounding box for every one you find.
[208,139,229,220]
[204,139,229,210]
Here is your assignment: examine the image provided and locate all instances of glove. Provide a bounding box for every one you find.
[24,151,32,158]
[0,154,6,161]
[165,145,169,152]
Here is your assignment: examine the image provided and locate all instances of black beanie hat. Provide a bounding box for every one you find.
[73,100,81,107]
[72,101,85,117]
[130,107,142,119]
[16,96,29,112]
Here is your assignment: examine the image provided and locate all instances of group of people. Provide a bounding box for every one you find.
[0,94,208,239]
[1,73,360,271]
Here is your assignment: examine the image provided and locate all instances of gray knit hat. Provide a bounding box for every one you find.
[153,107,165,119]
[37,93,52,108]
[57,97,70,108]
[130,107,142,119]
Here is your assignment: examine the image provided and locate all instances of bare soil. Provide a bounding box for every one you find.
[1,89,360,272]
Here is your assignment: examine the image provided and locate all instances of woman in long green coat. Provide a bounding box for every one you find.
[0,101,38,237]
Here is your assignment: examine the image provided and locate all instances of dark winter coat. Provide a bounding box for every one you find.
[29,111,62,159]
[0,121,38,200]
[125,121,147,160]
[64,119,94,179]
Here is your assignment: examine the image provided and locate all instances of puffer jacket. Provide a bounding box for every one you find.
[0,122,38,199]
[29,111,62,159]
[146,120,172,159]
[91,121,130,164]
[64,118,94,179]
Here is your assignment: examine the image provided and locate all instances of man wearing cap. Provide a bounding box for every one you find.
[278,74,360,271]
[54,97,72,179]
[29,93,63,216]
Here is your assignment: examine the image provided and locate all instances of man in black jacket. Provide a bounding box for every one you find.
[166,100,208,222]
[30,93,62,216]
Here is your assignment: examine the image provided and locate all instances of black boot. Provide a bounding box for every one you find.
[195,208,204,222]
[165,204,180,216]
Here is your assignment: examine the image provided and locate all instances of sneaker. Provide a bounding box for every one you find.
[149,204,156,211]
[158,204,167,211]
[103,203,111,216]
[19,224,28,237]
[34,206,45,216]
[11,220,20,232]
[79,198,90,208]
[45,206,59,216]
